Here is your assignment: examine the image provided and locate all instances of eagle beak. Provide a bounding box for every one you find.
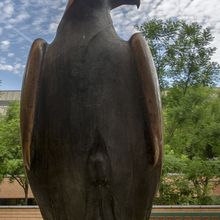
[110,0,141,9]
[136,0,140,8]
[65,0,74,11]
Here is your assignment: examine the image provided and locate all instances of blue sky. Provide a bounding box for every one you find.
[0,0,220,90]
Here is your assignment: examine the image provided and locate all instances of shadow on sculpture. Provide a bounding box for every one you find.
[20,0,163,219]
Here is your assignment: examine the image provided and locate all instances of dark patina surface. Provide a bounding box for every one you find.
[20,0,163,219]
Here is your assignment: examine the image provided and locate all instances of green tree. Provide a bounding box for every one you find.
[138,19,220,205]
[156,148,220,205]
[186,158,220,204]
[137,19,220,91]
[155,146,195,205]
[169,88,220,203]
[0,102,29,204]
[165,87,220,159]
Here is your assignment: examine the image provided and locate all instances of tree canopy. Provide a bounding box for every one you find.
[138,19,220,205]
[137,19,220,91]
[0,101,29,204]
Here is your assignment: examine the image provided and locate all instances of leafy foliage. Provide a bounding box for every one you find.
[0,102,29,204]
[137,19,220,91]
[156,149,220,205]
[138,19,220,205]
[165,87,220,159]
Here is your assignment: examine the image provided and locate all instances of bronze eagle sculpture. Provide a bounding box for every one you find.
[20,0,163,219]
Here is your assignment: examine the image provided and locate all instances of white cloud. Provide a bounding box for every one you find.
[0,1,14,20]
[8,11,30,24]
[0,40,10,51]
[4,2,14,16]
[0,62,24,75]
[13,63,22,74]
[48,22,59,34]
[0,63,14,72]
[7,52,14,57]
[111,0,220,60]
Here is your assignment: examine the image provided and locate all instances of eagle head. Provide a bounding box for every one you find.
[110,0,140,9]
[65,0,140,11]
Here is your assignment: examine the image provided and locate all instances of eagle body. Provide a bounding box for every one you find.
[21,1,163,220]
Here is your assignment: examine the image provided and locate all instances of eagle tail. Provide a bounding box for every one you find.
[86,132,118,220]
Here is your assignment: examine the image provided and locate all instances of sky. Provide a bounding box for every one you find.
[0,0,220,90]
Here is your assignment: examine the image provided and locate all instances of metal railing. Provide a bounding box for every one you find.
[151,212,220,219]
[151,206,220,220]
[0,205,219,220]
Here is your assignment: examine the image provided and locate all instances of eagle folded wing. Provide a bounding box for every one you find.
[130,33,163,167]
[20,39,47,170]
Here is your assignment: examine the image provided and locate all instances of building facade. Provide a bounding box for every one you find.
[0,90,21,115]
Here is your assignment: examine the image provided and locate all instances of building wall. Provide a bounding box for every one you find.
[0,90,21,115]
[0,178,33,199]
